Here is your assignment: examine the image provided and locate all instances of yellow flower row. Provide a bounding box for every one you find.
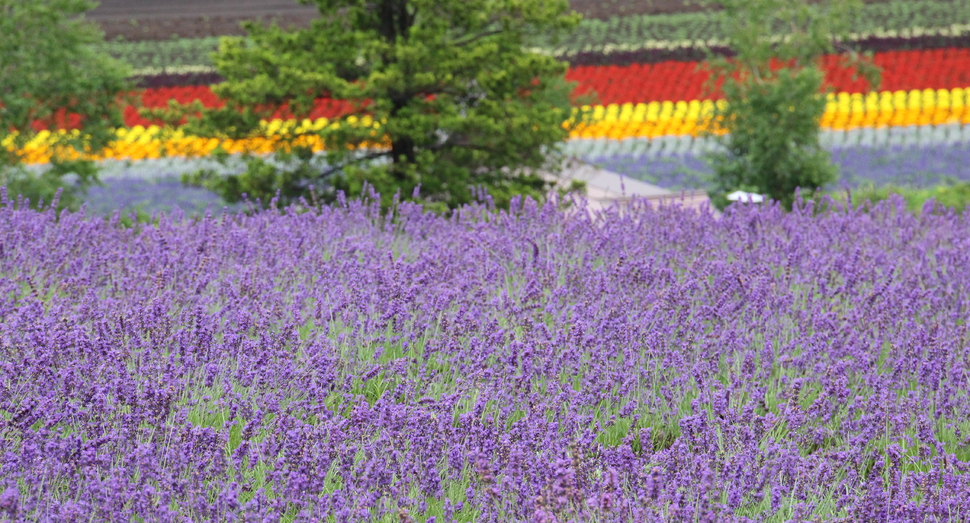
[6,88,970,164]
[2,119,388,164]
[572,88,970,139]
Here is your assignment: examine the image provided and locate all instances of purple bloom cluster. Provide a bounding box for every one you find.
[2,190,970,522]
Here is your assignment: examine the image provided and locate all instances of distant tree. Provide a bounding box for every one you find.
[0,0,133,210]
[151,0,595,212]
[701,0,880,210]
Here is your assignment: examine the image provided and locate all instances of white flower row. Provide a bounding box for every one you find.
[130,64,217,77]
[525,23,970,57]
[563,123,970,157]
[127,22,970,78]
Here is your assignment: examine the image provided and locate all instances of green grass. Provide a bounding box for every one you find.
[827,181,970,215]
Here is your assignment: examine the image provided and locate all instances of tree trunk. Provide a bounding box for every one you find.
[389,96,416,181]
[378,0,412,43]
[379,0,417,181]
[390,136,416,180]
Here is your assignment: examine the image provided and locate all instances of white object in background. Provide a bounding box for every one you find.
[726,190,765,203]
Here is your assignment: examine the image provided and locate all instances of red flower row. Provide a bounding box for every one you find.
[566,48,970,106]
[43,47,970,129]
[124,88,360,127]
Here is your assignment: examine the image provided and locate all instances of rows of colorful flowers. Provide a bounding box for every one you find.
[8,46,970,168]
[7,0,970,202]
[6,3,970,520]
[8,87,970,165]
[93,0,970,73]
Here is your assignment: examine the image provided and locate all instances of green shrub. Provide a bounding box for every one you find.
[701,0,880,211]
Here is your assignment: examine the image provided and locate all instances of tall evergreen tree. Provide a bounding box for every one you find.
[161,0,593,211]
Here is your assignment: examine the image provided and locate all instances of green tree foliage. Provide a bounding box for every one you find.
[152,0,594,212]
[700,0,880,210]
[0,0,133,210]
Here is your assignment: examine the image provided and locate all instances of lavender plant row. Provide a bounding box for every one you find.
[566,124,970,158]
[1,190,970,521]
[81,177,236,217]
[581,143,970,191]
[568,124,970,190]
[73,123,970,183]
[57,125,970,216]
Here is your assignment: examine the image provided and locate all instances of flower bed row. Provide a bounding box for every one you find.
[97,0,970,77]
[44,124,968,217]
[578,88,970,137]
[567,123,970,189]
[124,30,970,86]
[581,143,970,190]
[10,87,970,164]
[72,123,970,192]
[26,47,969,132]
[111,47,970,130]
[531,0,970,59]
[567,48,970,105]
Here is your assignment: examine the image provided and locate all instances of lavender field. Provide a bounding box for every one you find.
[1,191,969,522]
